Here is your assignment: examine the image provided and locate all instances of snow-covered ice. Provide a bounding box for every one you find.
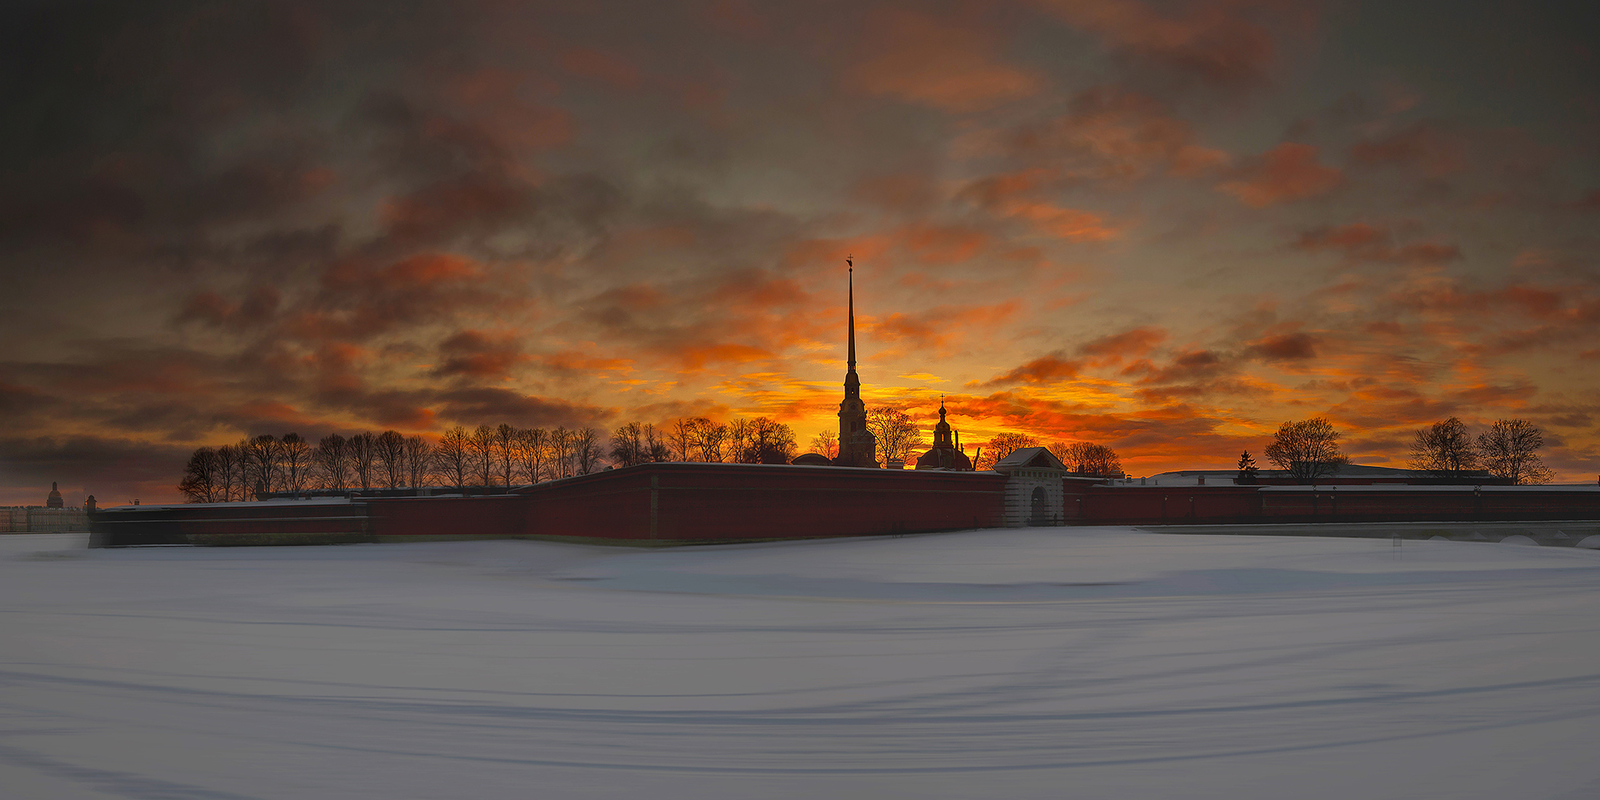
[4,528,1600,799]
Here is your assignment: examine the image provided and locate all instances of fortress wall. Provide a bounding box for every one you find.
[90,501,369,546]
[89,465,1009,547]
[88,469,1598,548]
[517,463,1008,545]
[363,495,530,542]
[1067,483,1600,525]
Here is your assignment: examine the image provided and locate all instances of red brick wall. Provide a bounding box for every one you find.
[517,463,1008,544]
[1065,483,1600,525]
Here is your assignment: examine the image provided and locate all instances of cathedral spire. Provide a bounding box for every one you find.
[835,256,876,467]
[843,257,860,401]
[846,257,856,370]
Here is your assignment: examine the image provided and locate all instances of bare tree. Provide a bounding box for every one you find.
[312,434,350,491]
[727,418,754,463]
[492,423,518,486]
[978,432,1038,470]
[348,432,377,491]
[178,447,222,503]
[403,435,433,489]
[376,430,406,489]
[1410,417,1479,477]
[550,427,574,478]
[215,443,243,501]
[574,427,605,474]
[515,428,549,483]
[242,435,281,498]
[691,418,728,463]
[611,422,646,467]
[868,408,924,468]
[435,426,471,491]
[746,417,797,464]
[809,430,839,460]
[1477,419,1554,485]
[1051,442,1123,477]
[279,433,311,495]
[668,418,694,461]
[468,424,495,487]
[643,423,670,462]
[1264,417,1349,483]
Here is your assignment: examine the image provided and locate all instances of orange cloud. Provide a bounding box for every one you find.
[1079,326,1167,364]
[844,8,1041,112]
[956,166,1118,241]
[1242,332,1319,361]
[1221,143,1342,207]
[973,353,1084,388]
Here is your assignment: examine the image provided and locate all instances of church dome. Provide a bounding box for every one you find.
[914,400,974,471]
[46,481,64,508]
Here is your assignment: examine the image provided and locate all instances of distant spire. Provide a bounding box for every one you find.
[846,257,855,370]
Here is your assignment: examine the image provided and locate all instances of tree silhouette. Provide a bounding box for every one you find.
[312,434,349,491]
[868,408,924,468]
[689,418,728,462]
[514,428,549,483]
[178,448,221,503]
[468,425,495,486]
[403,435,433,488]
[279,433,310,495]
[376,430,406,489]
[1410,417,1479,477]
[809,430,839,460]
[1236,450,1259,484]
[978,432,1038,470]
[1477,419,1554,485]
[1265,417,1349,483]
[1051,442,1123,477]
[434,427,470,491]
[348,432,377,491]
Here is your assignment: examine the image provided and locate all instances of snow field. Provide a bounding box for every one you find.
[3,529,1600,799]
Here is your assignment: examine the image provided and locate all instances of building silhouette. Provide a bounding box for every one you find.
[915,399,974,471]
[833,260,878,468]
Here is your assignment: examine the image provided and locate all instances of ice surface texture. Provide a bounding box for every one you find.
[4,529,1600,799]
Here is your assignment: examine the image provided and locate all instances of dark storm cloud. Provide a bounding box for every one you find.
[432,330,531,380]
[0,434,194,502]
[431,387,613,429]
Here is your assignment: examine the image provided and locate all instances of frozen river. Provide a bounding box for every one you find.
[4,528,1600,799]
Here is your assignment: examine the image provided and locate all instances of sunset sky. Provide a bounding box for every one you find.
[2,0,1597,506]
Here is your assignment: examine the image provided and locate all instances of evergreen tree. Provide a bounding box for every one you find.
[1237,450,1259,484]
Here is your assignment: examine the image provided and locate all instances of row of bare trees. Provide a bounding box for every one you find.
[1244,416,1554,485]
[188,413,1555,503]
[612,417,798,466]
[1410,417,1554,484]
[178,425,607,502]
